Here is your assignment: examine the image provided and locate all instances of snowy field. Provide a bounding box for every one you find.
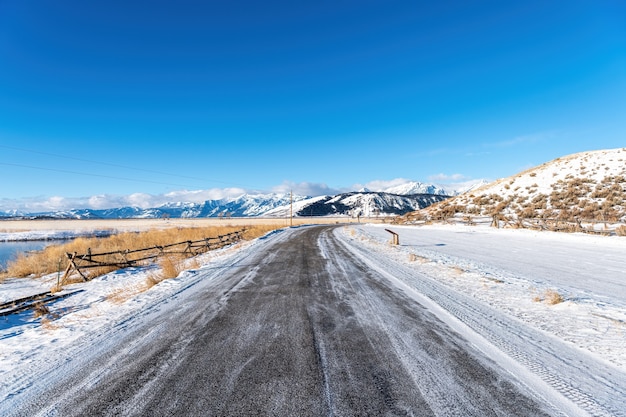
[1,222,625,415]
[0,217,354,238]
[348,224,626,370]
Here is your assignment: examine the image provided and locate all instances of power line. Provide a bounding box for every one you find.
[0,144,256,189]
[0,161,202,189]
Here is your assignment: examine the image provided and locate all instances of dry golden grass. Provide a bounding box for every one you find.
[106,286,145,304]
[50,283,63,294]
[545,289,564,305]
[143,258,184,291]
[450,265,466,275]
[32,302,50,318]
[408,253,429,264]
[110,255,196,303]
[2,224,284,281]
[144,274,162,291]
[533,289,564,305]
[158,255,185,280]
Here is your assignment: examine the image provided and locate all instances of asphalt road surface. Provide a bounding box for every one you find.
[12,226,559,416]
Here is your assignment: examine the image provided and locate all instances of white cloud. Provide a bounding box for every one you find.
[271,181,338,196]
[125,193,158,208]
[0,183,332,213]
[427,173,467,182]
[422,173,490,194]
[163,188,247,202]
[11,196,85,212]
[352,178,413,192]
[88,195,113,209]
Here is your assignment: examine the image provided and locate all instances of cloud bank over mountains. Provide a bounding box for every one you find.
[1,177,485,212]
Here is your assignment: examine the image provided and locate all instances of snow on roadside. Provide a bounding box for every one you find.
[339,223,626,371]
[2,222,624,414]
[0,235,267,401]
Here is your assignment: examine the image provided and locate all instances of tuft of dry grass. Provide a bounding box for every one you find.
[107,286,144,304]
[533,289,564,305]
[143,274,162,291]
[451,265,466,275]
[111,256,187,303]
[2,224,284,281]
[545,289,564,305]
[50,283,63,294]
[33,302,50,318]
[142,254,194,291]
[158,255,184,280]
[408,253,429,264]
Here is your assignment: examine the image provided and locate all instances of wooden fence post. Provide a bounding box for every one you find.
[61,252,89,284]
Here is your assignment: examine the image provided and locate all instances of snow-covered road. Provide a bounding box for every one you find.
[1,224,624,416]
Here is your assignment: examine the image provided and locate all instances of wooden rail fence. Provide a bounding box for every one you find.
[490,216,624,235]
[0,290,81,317]
[441,215,625,235]
[399,213,625,235]
[61,230,244,285]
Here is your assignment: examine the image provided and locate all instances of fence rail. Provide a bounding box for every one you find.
[451,215,625,235]
[61,230,244,284]
[490,216,624,235]
[400,214,625,235]
[0,290,81,317]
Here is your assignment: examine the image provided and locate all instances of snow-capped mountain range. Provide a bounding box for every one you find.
[266,192,448,217]
[0,181,459,219]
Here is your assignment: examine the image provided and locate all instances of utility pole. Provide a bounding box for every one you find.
[290,189,293,227]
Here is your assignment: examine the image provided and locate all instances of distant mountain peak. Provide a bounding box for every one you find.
[383,181,449,196]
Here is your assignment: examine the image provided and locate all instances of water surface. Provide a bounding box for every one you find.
[0,241,50,271]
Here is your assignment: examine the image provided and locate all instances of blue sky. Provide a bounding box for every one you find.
[1,0,625,211]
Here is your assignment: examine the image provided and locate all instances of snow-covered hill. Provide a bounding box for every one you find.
[419,148,626,223]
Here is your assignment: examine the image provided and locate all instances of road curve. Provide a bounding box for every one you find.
[11,226,558,416]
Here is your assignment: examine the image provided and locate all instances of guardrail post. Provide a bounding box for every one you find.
[385,229,399,245]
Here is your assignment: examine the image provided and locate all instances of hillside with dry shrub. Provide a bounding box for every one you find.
[400,148,626,232]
